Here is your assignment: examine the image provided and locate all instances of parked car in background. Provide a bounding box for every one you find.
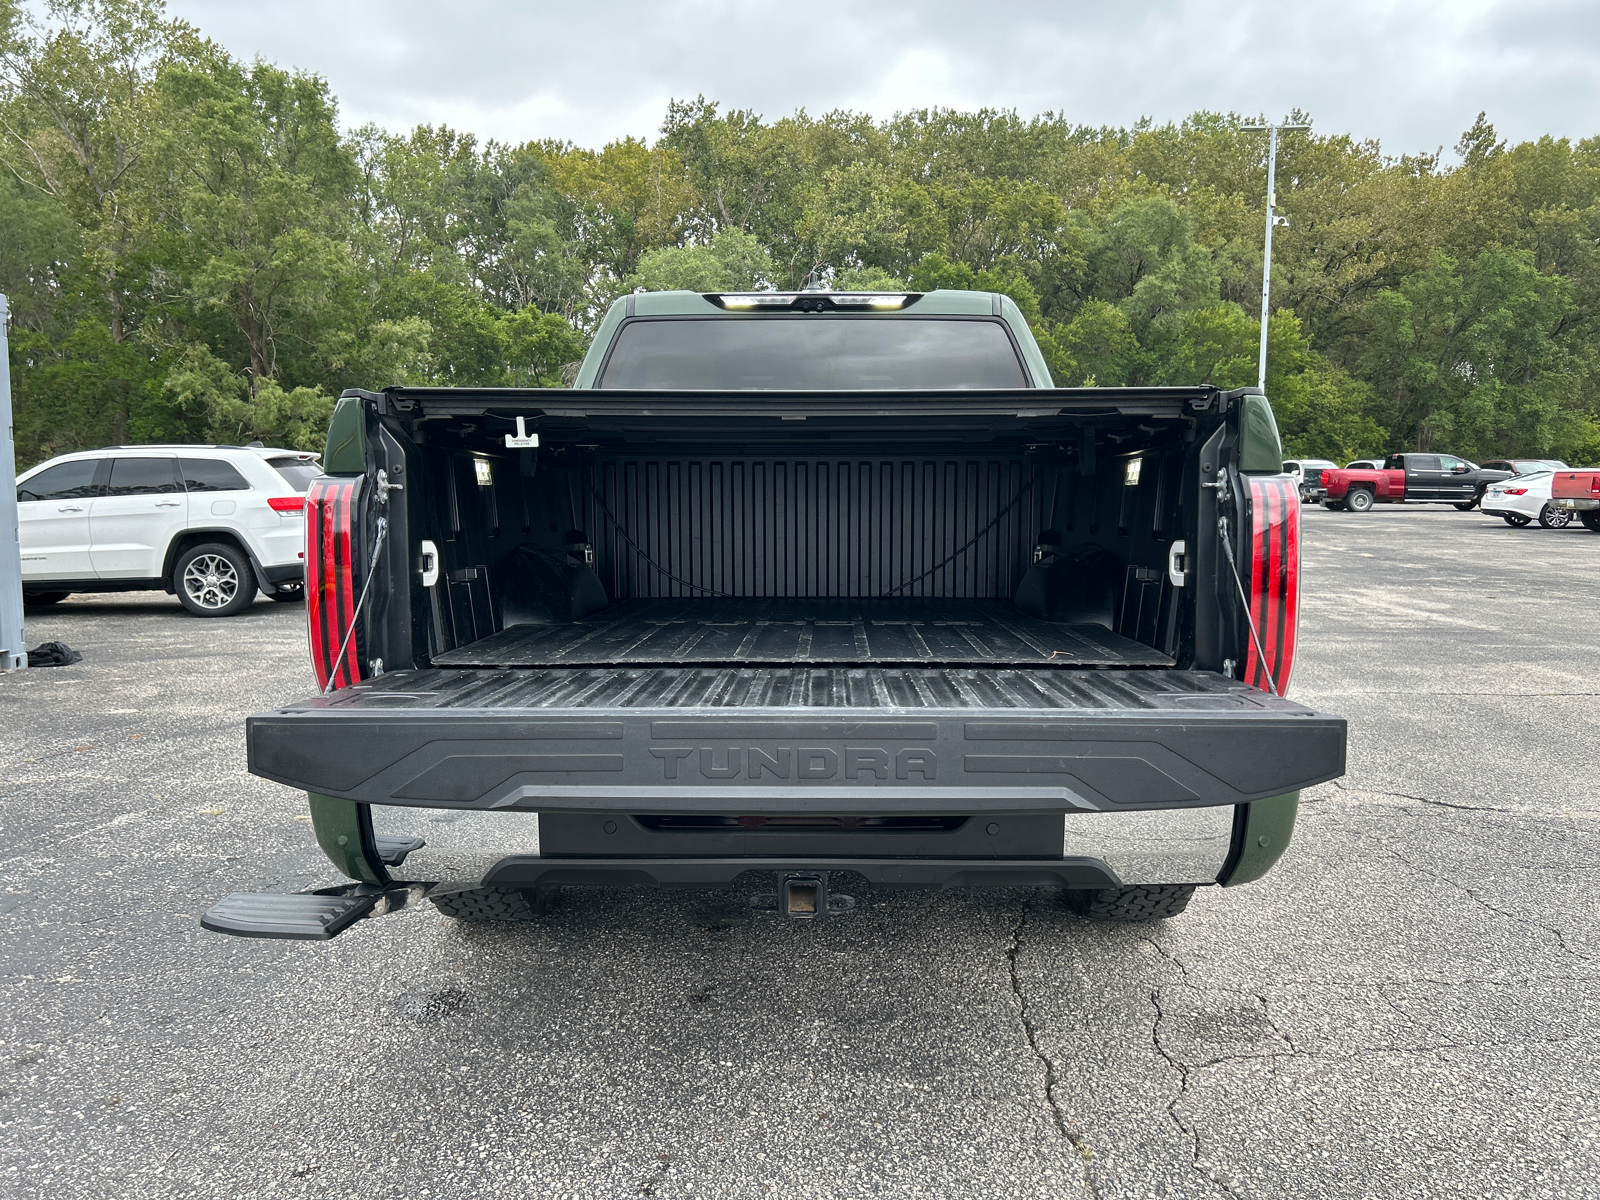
[1346,459,1386,470]
[15,443,320,616]
[1481,459,1569,475]
[1322,454,1513,512]
[1550,469,1600,531]
[1480,471,1569,528]
[1284,458,1338,504]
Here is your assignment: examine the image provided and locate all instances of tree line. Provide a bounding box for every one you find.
[4,0,1598,469]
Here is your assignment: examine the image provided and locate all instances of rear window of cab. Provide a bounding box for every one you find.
[598,317,1030,390]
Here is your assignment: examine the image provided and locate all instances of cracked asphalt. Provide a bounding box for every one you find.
[3,503,1598,1199]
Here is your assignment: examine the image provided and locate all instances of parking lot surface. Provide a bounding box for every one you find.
[2,505,1597,1199]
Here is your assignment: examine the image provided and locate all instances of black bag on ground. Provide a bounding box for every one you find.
[27,641,82,667]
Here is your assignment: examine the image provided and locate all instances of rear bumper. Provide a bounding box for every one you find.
[372,802,1244,889]
[1553,497,1600,511]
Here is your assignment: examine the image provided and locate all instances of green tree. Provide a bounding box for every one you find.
[153,53,358,391]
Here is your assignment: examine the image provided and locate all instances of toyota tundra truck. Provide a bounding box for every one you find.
[201,288,1347,941]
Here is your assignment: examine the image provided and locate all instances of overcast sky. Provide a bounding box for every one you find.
[164,0,1598,156]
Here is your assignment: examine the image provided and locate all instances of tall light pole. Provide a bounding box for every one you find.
[1240,120,1311,392]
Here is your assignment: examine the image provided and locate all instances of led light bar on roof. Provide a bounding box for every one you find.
[709,292,919,311]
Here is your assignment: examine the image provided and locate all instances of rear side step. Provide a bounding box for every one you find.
[200,882,431,941]
[374,834,425,866]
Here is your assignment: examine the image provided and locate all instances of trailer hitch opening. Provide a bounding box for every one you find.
[750,872,857,919]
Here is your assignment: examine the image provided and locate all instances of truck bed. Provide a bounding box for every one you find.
[433,599,1172,669]
[247,666,1346,814]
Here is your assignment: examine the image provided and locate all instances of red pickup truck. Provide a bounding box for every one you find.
[1322,454,1512,513]
[1551,470,1600,531]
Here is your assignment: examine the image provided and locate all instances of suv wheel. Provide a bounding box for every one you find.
[23,591,70,606]
[1582,511,1600,533]
[175,542,257,617]
[430,885,558,922]
[1346,488,1375,512]
[1539,504,1573,529]
[1065,884,1196,922]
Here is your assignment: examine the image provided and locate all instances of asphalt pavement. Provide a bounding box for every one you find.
[2,504,1597,1199]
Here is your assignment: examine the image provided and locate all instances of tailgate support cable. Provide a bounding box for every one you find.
[1214,473,1279,697]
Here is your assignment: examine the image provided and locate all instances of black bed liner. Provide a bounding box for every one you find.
[303,664,1262,712]
[433,599,1172,669]
[248,666,1345,814]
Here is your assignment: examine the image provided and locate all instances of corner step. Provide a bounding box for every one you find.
[374,834,425,866]
[201,891,378,940]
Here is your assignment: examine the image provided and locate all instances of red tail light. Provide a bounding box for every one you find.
[305,477,365,691]
[1320,469,1330,487]
[1590,475,1600,494]
[1504,487,1528,496]
[267,495,306,512]
[1242,477,1299,695]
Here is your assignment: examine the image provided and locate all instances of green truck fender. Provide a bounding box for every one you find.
[307,792,391,886]
[1219,792,1299,887]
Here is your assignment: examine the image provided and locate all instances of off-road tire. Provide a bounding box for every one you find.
[1064,884,1196,922]
[1538,504,1572,529]
[1346,488,1375,513]
[1503,513,1532,528]
[1582,510,1600,533]
[23,591,70,606]
[430,885,557,922]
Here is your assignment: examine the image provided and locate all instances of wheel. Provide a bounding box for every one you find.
[174,542,257,617]
[1538,504,1573,529]
[1345,488,1375,513]
[1455,499,1478,511]
[1324,501,1346,512]
[429,885,558,922]
[22,591,70,606]
[1582,511,1600,533]
[1502,513,1532,528]
[1064,884,1196,922]
[269,582,305,603]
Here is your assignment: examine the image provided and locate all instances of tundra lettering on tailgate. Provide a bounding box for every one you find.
[649,745,938,781]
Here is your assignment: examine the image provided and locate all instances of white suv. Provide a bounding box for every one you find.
[15,444,320,617]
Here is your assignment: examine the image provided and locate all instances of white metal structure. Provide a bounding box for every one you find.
[1240,119,1312,391]
[14,444,319,616]
[0,294,23,669]
[1480,471,1570,529]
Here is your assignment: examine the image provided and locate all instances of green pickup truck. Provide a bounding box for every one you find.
[203,287,1345,940]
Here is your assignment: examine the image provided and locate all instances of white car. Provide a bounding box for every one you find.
[15,443,320,616]
[1284,458,1339,502]
[1480,470,1571,529]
